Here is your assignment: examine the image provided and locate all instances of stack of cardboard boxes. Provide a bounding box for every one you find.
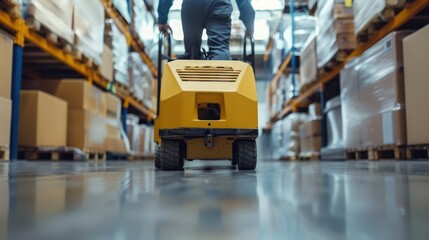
[0,31,13,156]
[127,115,155,157]
[403,24,429,146]
[105,93,127,153]
[299,103,322,158]
[22,80,128,153]
[340,31,410,149]
[316,0,356,68]
[18,91,68,148]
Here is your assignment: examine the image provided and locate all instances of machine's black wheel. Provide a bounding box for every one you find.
[159,140,185,171]
[235,140,257,170]
[154,145,161,169]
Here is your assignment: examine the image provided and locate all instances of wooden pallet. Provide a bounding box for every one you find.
[406,145,429,159]
[106,152,129,161]
[346,145,405,160]
[320,49,353,72]
[299,152,321,160]
[280,155,299,161]
[115,81,131,97]
[0,147,9,160]
[71,49,100,70]
[0,0,21,19]
[356,8,397,43]
[18,147,106,161]
[26,17,73,53]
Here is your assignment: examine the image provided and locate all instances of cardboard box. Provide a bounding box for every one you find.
[0,97,11,148]
[360,109,407,147]
[106,93,121,121]
[19,91,68,147]
[22,80,107,115]
[300,135,322,154]
[105,137,127,153]
[300,37,317,85]
[100,44,114,82]
[0,31,13,99]
[68,109,106,150]
[300,119,322,138]
[333,4,354,19]
[334,18,355,33]
[404,24,429,145]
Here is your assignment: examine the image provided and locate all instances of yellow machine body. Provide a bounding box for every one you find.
[154,60,258,160]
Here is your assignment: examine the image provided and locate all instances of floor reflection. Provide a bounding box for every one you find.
[0,160,429,239]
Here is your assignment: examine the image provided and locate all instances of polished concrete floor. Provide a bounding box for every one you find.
[1,160,429,240]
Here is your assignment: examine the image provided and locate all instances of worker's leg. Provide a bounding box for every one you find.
[181,0,205,59]
[205,0,232,60]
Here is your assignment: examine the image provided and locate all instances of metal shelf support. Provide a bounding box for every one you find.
[9,44,23,160]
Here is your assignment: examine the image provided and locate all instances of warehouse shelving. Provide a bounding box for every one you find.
[0,1,158,159]
[265,0,429,129]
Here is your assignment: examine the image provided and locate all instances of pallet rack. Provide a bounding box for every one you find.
[265,0,429,130]
[0,1,159,160]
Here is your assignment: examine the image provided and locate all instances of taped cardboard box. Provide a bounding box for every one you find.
[300,135,322,154]
[22,80,107,115]
[0,31,13,99]
[404,24,429,145]
[67,109,106,150]
[19,90,68,147]
[0,97,11,148]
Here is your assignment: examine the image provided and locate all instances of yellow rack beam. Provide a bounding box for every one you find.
[269,0,429,127]
[0,8,156,120]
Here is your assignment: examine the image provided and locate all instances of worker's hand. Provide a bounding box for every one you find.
[159,24,171,36]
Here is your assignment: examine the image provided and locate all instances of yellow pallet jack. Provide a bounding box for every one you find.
[154,33,258,171]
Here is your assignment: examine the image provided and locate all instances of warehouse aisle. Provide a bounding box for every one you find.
[2,160,429,239]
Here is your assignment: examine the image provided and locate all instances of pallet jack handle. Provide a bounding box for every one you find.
[243,35,256,72]
[157,31,172,117]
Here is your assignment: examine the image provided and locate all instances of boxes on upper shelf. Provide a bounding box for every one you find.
[112,0,131,23]
[403,24,429,145]
[0,31,13,99]
[0,97,12,148]
[19,90,68,147]
[316,0,356,68]
[100,44,114,82]
[73,0,105,65]
[353,0,406,36]
[300,36,317,85]
[25,0,74,43]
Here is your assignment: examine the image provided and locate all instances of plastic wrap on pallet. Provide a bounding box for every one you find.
[283,15,317,54]
[317,26,356,68]
[340,58,361,149]
[279,74,301,104]
[357,31,410,147]
[279,113,308,159]
[129,53,153,108]
[300,35,317,85]
[105,19,130,87]
[73,0,105,65]
[24,0,74,43]
[131,0,156,49]
[126,114,141,153]
[113,0,131,23]
[353,0,406,35]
